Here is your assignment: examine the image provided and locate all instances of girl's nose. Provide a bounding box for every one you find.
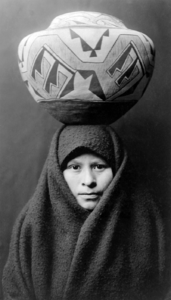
[81,168,96,188]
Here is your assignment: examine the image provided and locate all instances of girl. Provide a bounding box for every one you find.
[2,125,169,300]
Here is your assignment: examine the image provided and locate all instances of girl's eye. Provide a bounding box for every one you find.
[68,164,80,171]
[93,164,106,170]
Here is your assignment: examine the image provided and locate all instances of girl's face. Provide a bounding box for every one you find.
[63,153,113,211]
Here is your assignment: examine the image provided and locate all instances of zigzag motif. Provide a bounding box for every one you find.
[107,41,145,88]
[31,45,75,98]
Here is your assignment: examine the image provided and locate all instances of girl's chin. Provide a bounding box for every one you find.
[77,197,100,210]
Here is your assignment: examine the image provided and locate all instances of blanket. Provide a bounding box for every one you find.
[2,125,170,300]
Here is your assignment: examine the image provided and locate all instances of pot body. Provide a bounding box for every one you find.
[18,11,155,124]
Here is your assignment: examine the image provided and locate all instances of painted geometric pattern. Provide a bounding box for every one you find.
[107,41,145,90]
[28,44,105,102]
[31,45,76,99]
[18,17,155,104]
[49,11,127,29]
[70,28,109,58]
[56,28,115,63]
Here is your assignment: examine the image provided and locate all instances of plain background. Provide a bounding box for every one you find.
[0,0,170,298]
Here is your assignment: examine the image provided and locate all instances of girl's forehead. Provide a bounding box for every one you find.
[68,153,107,164]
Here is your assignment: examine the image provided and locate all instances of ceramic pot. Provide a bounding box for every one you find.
[18,11,155,124]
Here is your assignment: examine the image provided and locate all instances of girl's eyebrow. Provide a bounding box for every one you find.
[68,158,107,165]
[67,159,82,165]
